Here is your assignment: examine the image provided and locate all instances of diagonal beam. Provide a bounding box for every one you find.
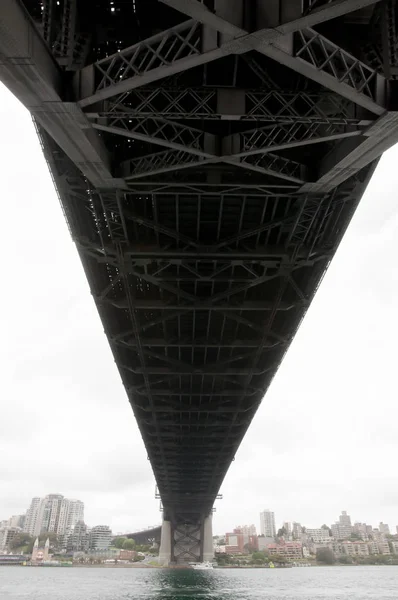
[301,111,398,191]
[159,0,386,115]
[76,20,227,107]
[92,117,216,159]
[77,1,384,107]
[160,0,383,37]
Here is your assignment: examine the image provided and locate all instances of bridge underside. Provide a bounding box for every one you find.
[2,0,398,562]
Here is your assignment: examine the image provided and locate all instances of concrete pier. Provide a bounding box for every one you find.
[158,519,172,566]
[202,514,214,562]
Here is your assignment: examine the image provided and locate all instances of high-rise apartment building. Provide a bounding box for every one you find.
[23,495,85,537]
[331,511,352,540]
[66,500,84,531]
[41,494,64,533]
[260,510,276,538]
[24,497,45,537]
[292,522,303,540]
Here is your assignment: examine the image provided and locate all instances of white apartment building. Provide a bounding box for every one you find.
[306,528,331,543]
[24,497,45,537]
[66,500,84,531]
[23,495,85,537]
[260,510,276,538]
[236,524,257,536]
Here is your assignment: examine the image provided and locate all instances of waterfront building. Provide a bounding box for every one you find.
[0,526,22,551]
[89,525,112,550]
[267,542,303,560]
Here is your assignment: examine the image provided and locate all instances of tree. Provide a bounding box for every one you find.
[316,547,335,565]
[9,533,34,551]
[277,526,287,538]
[122,539,136,550]
[113,537,127,549]
[272,553,286,564]
[252,551,267,562]
[339,555,353,564]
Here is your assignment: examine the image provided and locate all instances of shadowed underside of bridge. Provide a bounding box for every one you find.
[2,0,398,562]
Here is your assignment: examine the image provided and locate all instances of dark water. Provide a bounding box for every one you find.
[1,566,398,599]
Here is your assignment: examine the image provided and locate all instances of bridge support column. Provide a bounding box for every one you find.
[158,519,172,566]
[202,514,214,562]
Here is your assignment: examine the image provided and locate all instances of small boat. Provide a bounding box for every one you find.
[191,561,214,570]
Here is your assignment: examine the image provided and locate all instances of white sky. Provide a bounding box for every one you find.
[1,83,397,537]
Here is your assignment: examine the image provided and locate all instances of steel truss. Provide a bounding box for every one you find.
[3,0,398,550]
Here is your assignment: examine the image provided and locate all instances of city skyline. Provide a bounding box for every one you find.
[2,494,397,541]
[1,82,398,534]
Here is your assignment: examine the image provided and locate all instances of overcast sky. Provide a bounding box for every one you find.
[1,83,397,537]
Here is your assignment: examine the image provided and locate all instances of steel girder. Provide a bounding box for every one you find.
[2,0,397,525]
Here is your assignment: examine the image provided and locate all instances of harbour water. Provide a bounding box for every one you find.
[1,565,398,599]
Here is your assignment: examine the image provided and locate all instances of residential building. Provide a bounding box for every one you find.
[258,536,275,551]
[306,528,331,544]
[396,526,398,535]
[267,542,302,561]
[379,523,390,536]
[8,515,25,529]
[331,511,352,540]
[66,500,84,531]
[0,527,22,551]
[260,510,276,538]
[89,525,112,551]
[370,528,384,542]
[225,530,258,554]
[353,522,369,540]
[283,522,292,539]
[391,541,398,554]
[67,521,90,553]
[41,494,65,534]
[23,494,85,538]
[341,541,369,556]
[24,497,45,537]
[377,541,390,555]
[292,522,302,540]
[236,524,257,536]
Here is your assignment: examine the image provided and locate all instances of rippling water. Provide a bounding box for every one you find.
[1,565,398,599]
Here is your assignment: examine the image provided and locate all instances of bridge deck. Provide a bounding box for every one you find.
[2,0,398,529]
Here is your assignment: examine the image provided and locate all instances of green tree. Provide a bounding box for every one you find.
[272,553,286,564]
[113,537,127,549]
[122,539,136,550]
[316,547,335,565]
[9,533,34,551]
[251,551,267,562]
[339,554,353,564]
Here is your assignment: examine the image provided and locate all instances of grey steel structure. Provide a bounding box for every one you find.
[1,0,398,562]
